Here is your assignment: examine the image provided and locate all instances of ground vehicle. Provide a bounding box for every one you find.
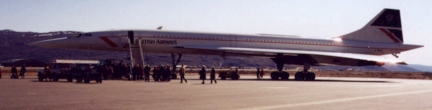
[37,59,101,83]
[218,68,240,80]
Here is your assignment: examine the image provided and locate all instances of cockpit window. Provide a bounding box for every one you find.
[83,33,92,36]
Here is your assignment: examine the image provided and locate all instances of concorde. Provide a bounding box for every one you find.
[29,9,422,81]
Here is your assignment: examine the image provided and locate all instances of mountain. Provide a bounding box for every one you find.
[382,64,421,72]
[405,64,432,72]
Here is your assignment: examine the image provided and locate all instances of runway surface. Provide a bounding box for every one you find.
[1,76,432,110]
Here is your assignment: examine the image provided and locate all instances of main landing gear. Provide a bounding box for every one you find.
[294,62,316,81]
[294,71,315,81]
[270,59,290,80]
[270,54,316,81]
[170,53,182,79]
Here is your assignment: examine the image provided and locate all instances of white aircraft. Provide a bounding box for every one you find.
[29,9,422,80]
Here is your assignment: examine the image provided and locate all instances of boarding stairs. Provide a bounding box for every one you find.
[128,31,145,67]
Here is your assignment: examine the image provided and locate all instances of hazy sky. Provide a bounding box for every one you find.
[1,0,431,65]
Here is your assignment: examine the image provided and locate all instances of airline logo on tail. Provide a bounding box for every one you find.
[371,9,403,43]
[341,9,404,43]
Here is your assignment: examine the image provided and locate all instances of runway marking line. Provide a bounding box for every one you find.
[236,89,432,110]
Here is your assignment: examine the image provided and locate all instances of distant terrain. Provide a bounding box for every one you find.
[1,29,431,72]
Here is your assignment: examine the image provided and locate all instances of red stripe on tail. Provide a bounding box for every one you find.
[379,28,402,43]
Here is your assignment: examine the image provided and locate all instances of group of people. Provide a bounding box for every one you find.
[151,65,173,82]
[128,64,218,84]
[10,65,27,79]
[100,63,130,80]
[199,66,217,84]
[131,65,151,82]
[256,68,265,79]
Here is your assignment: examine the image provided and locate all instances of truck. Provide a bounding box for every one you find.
[37,59,102,83]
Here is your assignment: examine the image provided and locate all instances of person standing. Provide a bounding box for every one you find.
[132,65,138,81]
[159,65,165,81]
[44,66,51,81]
[260,69,265,79]
[139,65,144,80]
[144,65,151,82]
[199,66,206,84]
[210,67,217,84]
[11,65,18,79]
[165,65,171,82]
[125,64,131,80]
[19,64,27,79]
[179,65,187,83]
[152,67,159,81]
[256,68,260,80]
[107,65,113,80]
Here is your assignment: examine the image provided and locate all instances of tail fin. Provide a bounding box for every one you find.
[341,9,403,43]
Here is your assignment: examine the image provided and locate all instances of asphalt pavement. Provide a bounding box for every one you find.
[1,76,432,110]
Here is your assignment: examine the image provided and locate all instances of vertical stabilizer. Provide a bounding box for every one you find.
[341,9,403,43]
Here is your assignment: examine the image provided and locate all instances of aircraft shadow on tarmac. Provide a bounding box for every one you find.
[28,78,394,84]
[30,80,101,84]
[186,78,394,83]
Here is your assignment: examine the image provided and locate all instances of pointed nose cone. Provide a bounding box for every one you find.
[28,37,68,48]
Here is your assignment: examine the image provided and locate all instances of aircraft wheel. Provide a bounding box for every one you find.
[220,76,226,80]
[305,72,316,81]
[231,74,240,80]
[280,72,289,80]
[295,72,305,81]
[271,72,279,80]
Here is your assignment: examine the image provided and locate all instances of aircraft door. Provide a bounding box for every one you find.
[128,31,134,44]
[230,35,237,47]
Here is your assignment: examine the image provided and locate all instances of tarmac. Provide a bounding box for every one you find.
[1,76,432,110]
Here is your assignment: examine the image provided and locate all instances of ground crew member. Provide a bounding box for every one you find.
[199,66,206,84]
[144,65,151,82]
[256,68,260,80]
[11,65,18,79]
[19,64,27,79]
[179,65,187,83]
[210,67,217,84]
